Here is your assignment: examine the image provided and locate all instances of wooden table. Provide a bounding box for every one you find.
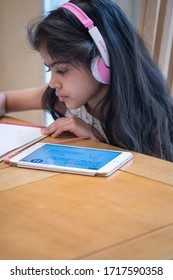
[0,116,173,260]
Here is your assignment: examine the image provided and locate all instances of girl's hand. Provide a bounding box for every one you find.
[0,92,6,117]
[41,116,98,140]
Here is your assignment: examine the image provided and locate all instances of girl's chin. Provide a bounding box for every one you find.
[65,101,82,110]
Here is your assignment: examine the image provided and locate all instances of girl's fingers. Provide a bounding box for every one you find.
[41,116,98,140]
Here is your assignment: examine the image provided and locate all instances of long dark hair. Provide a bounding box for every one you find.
[28,0,173,161]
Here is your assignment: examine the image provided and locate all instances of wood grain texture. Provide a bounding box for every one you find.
[0,172,173,259]
[138,0,173,96]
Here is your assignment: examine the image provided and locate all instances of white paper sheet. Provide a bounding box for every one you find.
[0,123,45,160]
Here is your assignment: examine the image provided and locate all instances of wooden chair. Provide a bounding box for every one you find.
[138,0,173,96]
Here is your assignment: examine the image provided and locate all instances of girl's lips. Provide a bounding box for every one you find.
[58,96,67,102]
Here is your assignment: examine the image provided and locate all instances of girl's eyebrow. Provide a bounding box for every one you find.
[44,61,68,68]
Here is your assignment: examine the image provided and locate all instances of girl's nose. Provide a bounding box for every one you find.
[49,73,62,89]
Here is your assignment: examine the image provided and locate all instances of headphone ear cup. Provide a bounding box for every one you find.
[91,56,110,84]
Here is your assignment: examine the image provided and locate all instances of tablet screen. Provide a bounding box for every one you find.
[20,144,121,170]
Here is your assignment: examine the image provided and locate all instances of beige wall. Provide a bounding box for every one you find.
[0,0,44,125]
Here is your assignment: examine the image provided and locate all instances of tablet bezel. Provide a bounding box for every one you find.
[9,143,133,176]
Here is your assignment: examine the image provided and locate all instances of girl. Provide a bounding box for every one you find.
[0,0,173,161]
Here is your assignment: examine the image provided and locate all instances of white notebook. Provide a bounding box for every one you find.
[0,122,45,161]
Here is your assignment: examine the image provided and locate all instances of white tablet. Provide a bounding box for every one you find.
[9,143,133,176]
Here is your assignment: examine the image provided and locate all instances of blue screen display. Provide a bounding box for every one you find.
[20,144,121,170]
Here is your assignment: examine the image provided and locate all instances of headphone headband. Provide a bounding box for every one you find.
[61,2,110,67]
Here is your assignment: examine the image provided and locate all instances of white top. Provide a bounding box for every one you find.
[65,105,109,143]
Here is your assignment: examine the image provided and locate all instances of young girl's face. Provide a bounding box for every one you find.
[40,48,109,111]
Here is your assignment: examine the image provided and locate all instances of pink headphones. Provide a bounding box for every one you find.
[61,2,110,84]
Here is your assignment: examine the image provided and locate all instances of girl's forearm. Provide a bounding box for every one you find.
[1,84,48,114]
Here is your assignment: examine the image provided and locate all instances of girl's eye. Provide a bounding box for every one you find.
[57,69,68,74]
[45,66,68,74]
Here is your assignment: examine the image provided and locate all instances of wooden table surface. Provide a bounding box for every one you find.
[0,116,173,260]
